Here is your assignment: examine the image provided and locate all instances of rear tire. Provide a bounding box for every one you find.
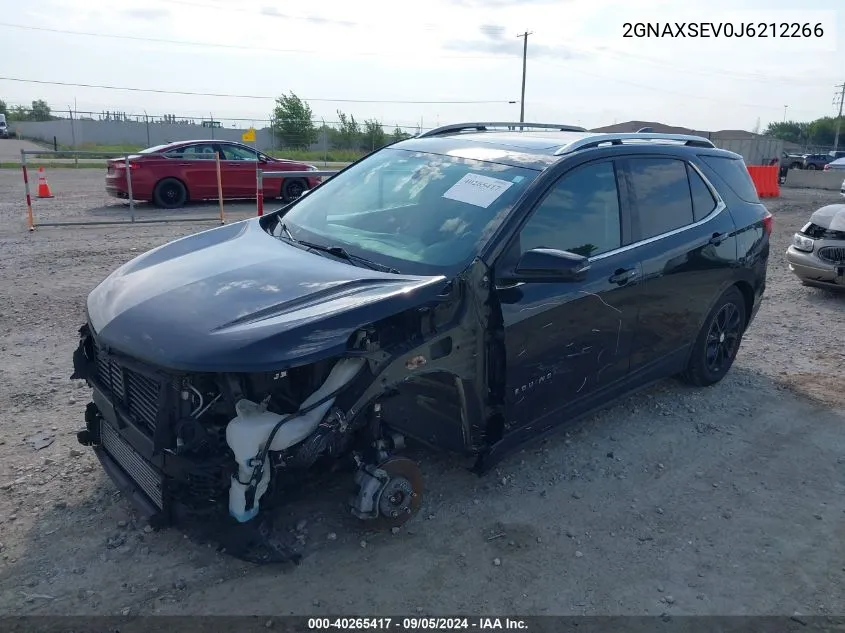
[679,286,746,387]
[807,164,818,170]
[282,178,308,203]
[153,178,188,209]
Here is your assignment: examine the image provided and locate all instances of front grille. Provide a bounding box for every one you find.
[92,338,162,437]
[100,419,164,509]
[817,246,845,264]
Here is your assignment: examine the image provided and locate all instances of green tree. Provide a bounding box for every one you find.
[30,99,52,121]
[0,99,7,117]
[763,117,841,147]
[390,126,413,142]
[332,110,361,150]
[270,92,317,149]
[361,119,387,150]
[9,105,29,121]
[805,117,838,146]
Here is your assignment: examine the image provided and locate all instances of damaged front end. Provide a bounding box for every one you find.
[71,259,499,564]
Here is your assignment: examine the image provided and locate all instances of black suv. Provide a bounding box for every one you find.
[71,122,772,563]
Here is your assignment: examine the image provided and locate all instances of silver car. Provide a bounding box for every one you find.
[786,203,845,291]
[823,157,845,172]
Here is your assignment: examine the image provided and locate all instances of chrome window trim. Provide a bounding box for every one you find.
[588,158,726,263]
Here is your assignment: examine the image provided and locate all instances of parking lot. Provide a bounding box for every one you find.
[0,167,843,616]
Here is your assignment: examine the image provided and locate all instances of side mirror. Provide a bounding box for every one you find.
[511,248,590,282]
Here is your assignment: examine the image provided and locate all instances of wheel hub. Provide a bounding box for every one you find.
[372,456,423,530]
[378,476,414,519]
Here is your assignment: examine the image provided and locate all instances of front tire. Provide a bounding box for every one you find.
[153,178,188,209]
[679,286,746,387]
[807,164,818,171]
[282,178,307,203]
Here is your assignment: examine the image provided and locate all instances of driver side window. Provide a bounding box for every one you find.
[518,161,622,259]
[221,144,258,161]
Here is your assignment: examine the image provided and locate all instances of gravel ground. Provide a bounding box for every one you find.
[0,169,843,617]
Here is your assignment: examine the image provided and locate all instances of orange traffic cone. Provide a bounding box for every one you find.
[37,167,54,198]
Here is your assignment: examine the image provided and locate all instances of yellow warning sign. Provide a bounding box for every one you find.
[241,127,256,143]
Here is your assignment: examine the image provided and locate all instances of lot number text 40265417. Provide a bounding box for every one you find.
[307,617,529,630]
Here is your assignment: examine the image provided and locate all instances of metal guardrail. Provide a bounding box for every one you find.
[19,149,340,230]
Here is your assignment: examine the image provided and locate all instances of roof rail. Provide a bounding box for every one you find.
[554,132,716,155]
[417,122,587,138]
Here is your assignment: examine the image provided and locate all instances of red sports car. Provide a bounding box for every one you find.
[105,139,322,209]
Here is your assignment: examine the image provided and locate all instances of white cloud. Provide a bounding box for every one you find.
[1,0,842,132]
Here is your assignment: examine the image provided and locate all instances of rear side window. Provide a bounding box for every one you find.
[686,164,717,222]
[699,155,760,203]
[627,158,694,239]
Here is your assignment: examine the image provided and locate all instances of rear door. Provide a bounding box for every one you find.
[622,155,738,377]
[495,158,643,431]
[164,142,219,200]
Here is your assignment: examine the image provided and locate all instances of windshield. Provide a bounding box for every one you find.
[277,148,539,275]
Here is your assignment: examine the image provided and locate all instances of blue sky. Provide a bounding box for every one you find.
[0,0,841,132]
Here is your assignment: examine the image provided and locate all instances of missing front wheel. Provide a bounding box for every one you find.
[349,456,423,530]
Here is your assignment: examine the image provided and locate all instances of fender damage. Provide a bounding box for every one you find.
[71,241,504,564]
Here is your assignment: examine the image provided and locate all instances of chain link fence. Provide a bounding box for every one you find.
[6,105,425,161]
[19,148,339,231]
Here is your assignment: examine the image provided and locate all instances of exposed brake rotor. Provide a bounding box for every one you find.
[370,456,423,530]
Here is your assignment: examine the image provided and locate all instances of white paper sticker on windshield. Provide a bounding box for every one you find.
[441,173,514,209]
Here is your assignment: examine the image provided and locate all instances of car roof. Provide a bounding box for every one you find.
[391,123,732,170]
[158,139,246,147]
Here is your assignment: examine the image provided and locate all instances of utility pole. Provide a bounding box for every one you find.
[833,82,845,152]
[517,31,532,124]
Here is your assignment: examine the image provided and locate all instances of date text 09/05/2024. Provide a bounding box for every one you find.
[623,22,825,38]
[307,617,528,630]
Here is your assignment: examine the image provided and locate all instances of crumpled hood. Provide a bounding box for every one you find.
[87,218,445,372]
[809,204,845,231]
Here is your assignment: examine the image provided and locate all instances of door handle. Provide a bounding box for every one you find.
[709,232,729,245]
[608,267,637,285]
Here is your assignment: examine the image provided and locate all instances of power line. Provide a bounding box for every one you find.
[0,77,515,104]
[531,59,823,116]
[4,20,835,90]
[569,46,837,87]
[159,0,443,32]
[3,20,834,92]
[0,22,509,61]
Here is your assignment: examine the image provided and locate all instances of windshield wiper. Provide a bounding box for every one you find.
[279,226,400,274]
[279,222,295,242]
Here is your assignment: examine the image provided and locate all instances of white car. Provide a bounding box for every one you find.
[823,157,845,171]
